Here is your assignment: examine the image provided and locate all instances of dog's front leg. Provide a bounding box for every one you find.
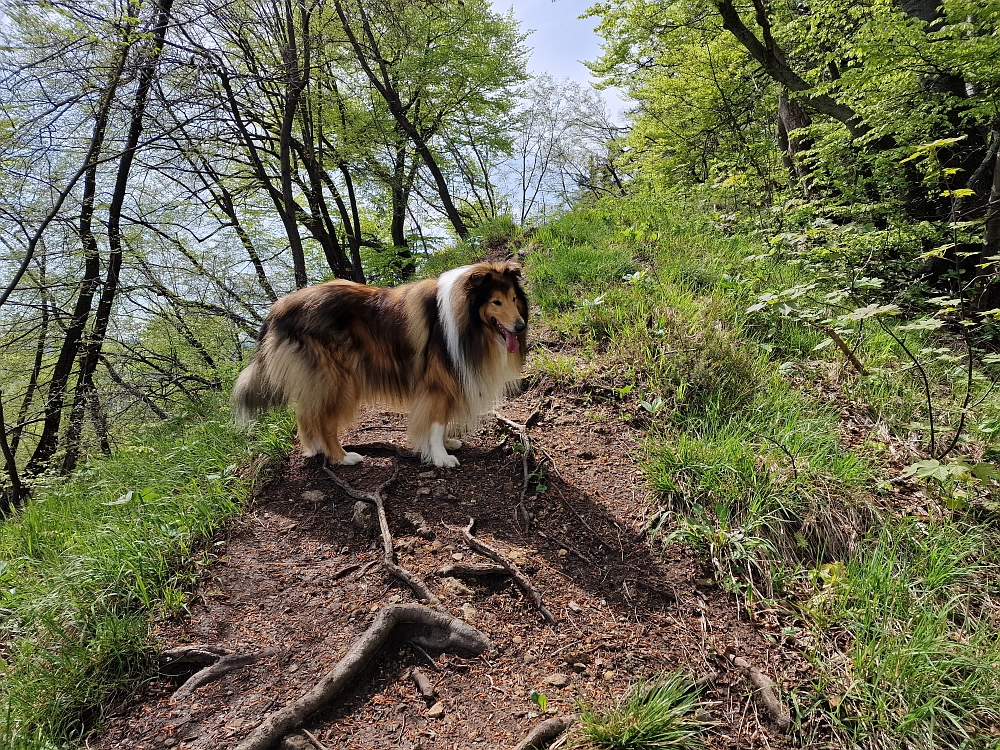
[428,423,460,468]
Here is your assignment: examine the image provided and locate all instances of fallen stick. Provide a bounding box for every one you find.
[729,654,791,729]
[324,461,440,605]
[496,414,533,505]
[460,518,556,627]
[235,603,490,750]
[512,714,575,750]
[411,668,436,701]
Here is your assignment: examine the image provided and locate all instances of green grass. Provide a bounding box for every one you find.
[576,673,709,749]
[0,398,293,749]
[522,189,1000,749]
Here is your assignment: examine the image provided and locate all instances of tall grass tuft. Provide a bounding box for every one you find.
[576,673,709,749]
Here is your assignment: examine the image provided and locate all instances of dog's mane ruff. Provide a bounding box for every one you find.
[436,265,523,428]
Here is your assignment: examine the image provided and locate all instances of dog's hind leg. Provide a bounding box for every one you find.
[320,374,364,465]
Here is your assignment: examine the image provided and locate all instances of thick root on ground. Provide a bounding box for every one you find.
[235,603,490,750]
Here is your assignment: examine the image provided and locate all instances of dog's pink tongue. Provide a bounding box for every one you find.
[505,329,519,354]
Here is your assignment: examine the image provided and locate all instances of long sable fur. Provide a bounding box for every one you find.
[232,262,528,466]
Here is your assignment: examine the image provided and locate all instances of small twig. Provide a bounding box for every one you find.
[409,642,440,671]
[818,323,868,376]
[757,434,798,480]
[460,518,556,627]
[302,729,329,750]
[329,563,362,581]
[728,654,791,729]
[324,460,440,605]
[496,414,533,504]
[512,715,576,750]
[411,668,436,701]
[693,670,720,690]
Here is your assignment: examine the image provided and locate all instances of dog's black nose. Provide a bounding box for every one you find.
[514,320,526,332]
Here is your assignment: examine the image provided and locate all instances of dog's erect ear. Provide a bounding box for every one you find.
[465,269,489,288]
[502,262,522,278]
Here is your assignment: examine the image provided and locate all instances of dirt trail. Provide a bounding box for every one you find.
[93,383,804,749]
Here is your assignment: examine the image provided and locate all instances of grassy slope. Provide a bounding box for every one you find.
[2,192,998,749]
[520,191,1000,749]
[0,400,292,749]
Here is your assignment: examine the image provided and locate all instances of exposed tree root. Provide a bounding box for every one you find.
[234,603,490,750]
[324,460,440,605]
[728,653,791,729]
[159,644,276,703]
[460,517,557,627]
[512,714,575,750]
[438,562,508,577]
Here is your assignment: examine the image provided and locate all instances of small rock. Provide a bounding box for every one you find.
[603,670,616,680]
[351,501,375,535]
[440,577,474,597]
[509,550,527,565]
[429,540,444,552]
[568,601,582,612]
[572,663,588,673]
[431,486,451,501]
[301,489,325,504]
[546,673,571,688]
[288,663,299,673]
[388,594,402,604]
[163,738,178,748]
[427,702,445,719]
[451,552,464,561]
[557,549,568,558]
[523,654,534,664]
[512,636,523,645]
[417,487,432,496]
[461,603,479,622]
[418,470,437,479]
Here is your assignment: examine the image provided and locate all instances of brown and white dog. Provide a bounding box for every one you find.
[232,262,528,467]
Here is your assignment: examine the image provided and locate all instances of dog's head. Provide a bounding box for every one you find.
[465,262,528,355]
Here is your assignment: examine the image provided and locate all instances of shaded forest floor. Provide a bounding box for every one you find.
[91,378,806,749]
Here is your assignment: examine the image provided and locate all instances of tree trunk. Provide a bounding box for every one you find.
[26,26,135,475]
[334,0,470,239]
[714,0,868,138]
[279,0,309,288]
[777,92,813,195]
[62,0,176,473]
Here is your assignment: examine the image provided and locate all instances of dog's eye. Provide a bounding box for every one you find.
[492,300,502,306]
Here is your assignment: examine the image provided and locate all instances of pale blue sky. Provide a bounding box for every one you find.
[499,0,628,116]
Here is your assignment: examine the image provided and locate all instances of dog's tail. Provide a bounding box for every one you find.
[231,357,285,423]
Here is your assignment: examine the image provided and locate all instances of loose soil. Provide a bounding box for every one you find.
[92,381,809,750]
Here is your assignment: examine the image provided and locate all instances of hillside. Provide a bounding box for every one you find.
[3,193,1000,750]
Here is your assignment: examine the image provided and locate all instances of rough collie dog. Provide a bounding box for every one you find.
[232,262,528,468]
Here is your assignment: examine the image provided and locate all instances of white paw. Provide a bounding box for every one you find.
[337,452,365,466]
[301,444,318,457]
[444,438,463,450]
[430,453,460,469]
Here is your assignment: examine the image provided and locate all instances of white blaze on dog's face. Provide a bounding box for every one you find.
[479,285,525,354]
